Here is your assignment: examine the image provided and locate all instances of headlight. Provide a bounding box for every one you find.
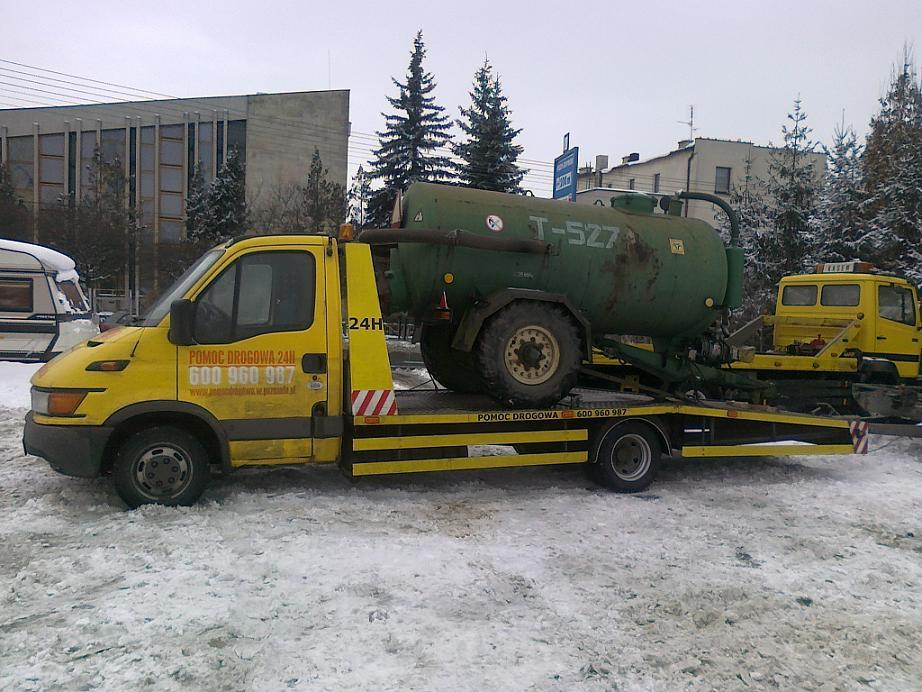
[31,388,88,416]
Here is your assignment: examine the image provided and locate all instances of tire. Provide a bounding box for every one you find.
[589,420,661,493]
[474,301,582,408]
[419,325,483,394]
[113,426,210,508]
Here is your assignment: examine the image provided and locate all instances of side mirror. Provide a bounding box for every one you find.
[168,299,196,346]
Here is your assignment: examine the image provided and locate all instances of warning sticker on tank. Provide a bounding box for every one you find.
[485,214,504,232]
[413,210,423,222]
[669,238,685,255]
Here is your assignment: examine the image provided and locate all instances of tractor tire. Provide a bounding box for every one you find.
[419,325,483,394]
[473,301,582,408]
[113,426,210,508]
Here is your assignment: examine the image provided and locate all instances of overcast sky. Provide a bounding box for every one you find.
[5,0,922,194]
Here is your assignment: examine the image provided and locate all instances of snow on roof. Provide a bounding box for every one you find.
[0,239,78,281]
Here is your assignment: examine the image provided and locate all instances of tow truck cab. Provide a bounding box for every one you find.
[771,262,921,380]
[24,234,347,481]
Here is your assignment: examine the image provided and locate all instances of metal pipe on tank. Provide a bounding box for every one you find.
[677,191,740,247]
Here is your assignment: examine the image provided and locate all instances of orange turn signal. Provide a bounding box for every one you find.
[47,391,88,416]
[86,360,129,372]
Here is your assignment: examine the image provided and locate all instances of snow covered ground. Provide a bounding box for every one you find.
[2,365,922,689]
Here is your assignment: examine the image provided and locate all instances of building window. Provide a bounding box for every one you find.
[715,166,732,194]
[653,173,660,193]
[160,124,185,242]
[7,136,34,203]
[227,121,246,161]
[628,178,635,190]
[39,133,65,207]
[198,122,213,183]
[80,131,97,201]
[139,127,155,225]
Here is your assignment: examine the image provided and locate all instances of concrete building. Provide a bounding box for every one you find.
[0,90,350,293]
[576,138,826,226]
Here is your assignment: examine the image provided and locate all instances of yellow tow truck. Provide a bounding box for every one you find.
[23,233,866,507]
[726,261,922,418]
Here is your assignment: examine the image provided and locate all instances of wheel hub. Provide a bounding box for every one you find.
[135,445,192,498]
[611,434,651,481]
[504,325,561,386]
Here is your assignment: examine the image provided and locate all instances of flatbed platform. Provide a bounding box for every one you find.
[343,388,861,480]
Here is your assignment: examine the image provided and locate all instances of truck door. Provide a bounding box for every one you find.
[875,282,921,379]
[177,245,327,464]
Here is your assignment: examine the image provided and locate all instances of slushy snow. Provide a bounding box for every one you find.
[1,366,922,689]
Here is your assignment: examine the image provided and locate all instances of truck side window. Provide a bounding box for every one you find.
[781,285,817,306]
[878,285,916,326]
[194,251,315,344]
[820,284,860,306]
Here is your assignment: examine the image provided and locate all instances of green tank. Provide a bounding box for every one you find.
[386,182,730,337]
[363,182,742,408]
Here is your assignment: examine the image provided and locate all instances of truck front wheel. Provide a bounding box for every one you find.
[590,420,661,493]
[474,301,582,408]
[113,426,210,508]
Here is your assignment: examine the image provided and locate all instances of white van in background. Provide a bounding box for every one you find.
[0,239,99,361]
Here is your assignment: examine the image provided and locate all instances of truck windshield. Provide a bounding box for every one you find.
[141,249,224,326]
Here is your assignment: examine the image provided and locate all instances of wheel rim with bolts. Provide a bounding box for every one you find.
[134,444,193,498]
[504,324,560,385]
[610,433,652,481]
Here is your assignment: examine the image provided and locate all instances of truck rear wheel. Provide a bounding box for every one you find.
[112,426,210,508]
[474,301,581,408]
[590,420,661,493]
[419,325,483,393]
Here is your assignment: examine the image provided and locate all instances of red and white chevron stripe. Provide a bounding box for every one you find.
[351,389,398,416]
[849,420,870,454]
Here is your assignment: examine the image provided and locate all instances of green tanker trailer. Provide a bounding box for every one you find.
[361,182,759,407]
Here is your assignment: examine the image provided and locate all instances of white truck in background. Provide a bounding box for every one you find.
[0,239,98,361]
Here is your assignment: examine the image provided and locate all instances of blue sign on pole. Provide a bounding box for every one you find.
[553,146,579,201]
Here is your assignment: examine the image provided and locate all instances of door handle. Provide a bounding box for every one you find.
[302,353,327,373]
[877,336,887,340]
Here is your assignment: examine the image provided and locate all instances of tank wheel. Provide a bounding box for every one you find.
[419,325,483,393]
[474,301,582,408]
[589,420,661,493]
[112,426,210,508]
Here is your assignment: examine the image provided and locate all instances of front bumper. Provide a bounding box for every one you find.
[23,412,113,478]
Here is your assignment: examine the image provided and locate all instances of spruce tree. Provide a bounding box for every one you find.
[348,165,372,230]
[41,150,133,284]
[207,147,248,243]
[367,31,454,227]
[184,148,248,247]
[815,124,865,263]
[860,50,922,281]
[184,165,210,244]
[721,151,774,320]
[756,98,821,286]
[0,162,14,204]
[454,59,527,193]
[299,148,347,233]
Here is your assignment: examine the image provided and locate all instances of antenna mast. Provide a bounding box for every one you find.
[678,105,696,141]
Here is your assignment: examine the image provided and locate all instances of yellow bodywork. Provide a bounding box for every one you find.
[729,272,921,379]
